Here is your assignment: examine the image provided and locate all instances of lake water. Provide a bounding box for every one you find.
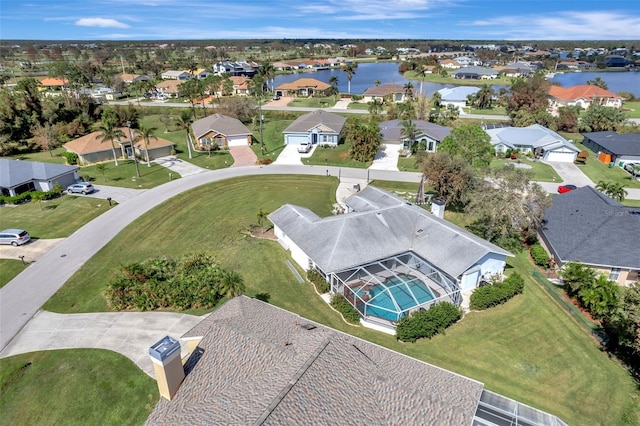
[550,71,640,96]
[273,62,640,97]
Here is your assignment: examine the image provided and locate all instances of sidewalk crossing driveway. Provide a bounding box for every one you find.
[0,311,204,378]
[369,143,401,171]
[154,155,207,176]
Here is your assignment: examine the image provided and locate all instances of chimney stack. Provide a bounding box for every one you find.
[431,197,446,219]
[149,336,185,400]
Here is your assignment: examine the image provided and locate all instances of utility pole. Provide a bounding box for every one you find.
[259,95,265,156]
[127,121,140,178]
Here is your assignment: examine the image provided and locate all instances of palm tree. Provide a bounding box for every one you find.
[97,123,125,166]
[596,180,627,202]
[219,270,245,298]
[586,77,608,90]
[344,64,356,94]
[257,208,267,234]
[259,61,276,91]
[400,119,418,153]
[374,79,381,86]
[403,82,414,100]
[96,163,107,183]
[368,98,384,117]
[134,125,158,167]
[176,110,194,159]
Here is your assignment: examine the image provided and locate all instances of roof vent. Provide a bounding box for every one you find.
[417,229,424,234]
[300,324,317,331]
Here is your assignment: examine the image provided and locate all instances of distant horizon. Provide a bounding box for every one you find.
[1,0,639,41]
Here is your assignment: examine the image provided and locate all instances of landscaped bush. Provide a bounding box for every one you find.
[0,188,62,205]
[307,269,330,294]
[330,295,361,324]
[62,151,78,165]
[106,252,243,311]
[530,244,550,267]
[469,273,524,310]
[396,302,462,343]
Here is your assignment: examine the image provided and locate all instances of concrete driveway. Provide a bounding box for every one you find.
[85,184,145,204]
[543,161,594,187]
[0,238,64,262]
[273,144,304,165]
[369,143,401,171]
[0,311,203,378]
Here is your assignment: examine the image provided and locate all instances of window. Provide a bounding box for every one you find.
[609,268,621,282]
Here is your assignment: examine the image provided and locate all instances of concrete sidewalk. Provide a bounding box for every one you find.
[0,311,203,378]
[369,143,401,171]
[154,155,207,177]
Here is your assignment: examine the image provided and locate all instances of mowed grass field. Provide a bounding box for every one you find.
[35,175,640,425]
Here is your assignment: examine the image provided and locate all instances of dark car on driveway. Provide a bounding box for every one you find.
[67,182,95,195]
[557,184,577,194]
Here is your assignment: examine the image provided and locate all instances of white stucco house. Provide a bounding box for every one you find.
[269,186,513,331]
[437,86,481,113]
[282,110,346,147]
[485,124,580,162]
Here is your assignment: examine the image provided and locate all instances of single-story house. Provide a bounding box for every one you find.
[440,58,461,69]
[485,124,580,162]
[437,86,481,112]
[275,78,331,97]
[191,113,253,148]
[269,186,513,329]
[39,77,67,90]
[0,159,79,196]
[272,61,292,71]
[145,296,565,425]
[496,62,534,77]
[379,119,450,152]
[605,55,627,67]
[581,131,640,167]
[120,74,150,84]
[161,70,192,81]
[282,110,346,147]
[64,128,174,165]
[362,84,410,103]
[155,80,183,98]
[192,68,211,79]
[547,85,623,112]
[539,186,639,285]
[452,66,498,80]
[229,76,251,96]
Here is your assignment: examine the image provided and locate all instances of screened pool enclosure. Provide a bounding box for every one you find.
[328,252,462,325]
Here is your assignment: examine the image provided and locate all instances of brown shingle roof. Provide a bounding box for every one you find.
[363,84,405,97]
[275,78,330,91]
[191,113,252,139]
[145,296,484,425]
[64,128,173,154]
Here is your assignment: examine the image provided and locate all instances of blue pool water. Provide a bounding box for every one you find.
[355,274,436,321]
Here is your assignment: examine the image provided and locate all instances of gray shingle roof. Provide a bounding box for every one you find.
[540,186,640,269]
[437,86,481,102]
[282,110,346,134]
[581,131,640,156]
[191,113,252,139]
[379,120,451,143]
[269,186,512,278]
[145,296,484,425]
[452,66,498,77]
[0,159,78,188]
[486,124,580,152]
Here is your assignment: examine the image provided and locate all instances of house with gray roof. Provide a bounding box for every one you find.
[191,113,252,148]
[539,186,640,285]
[362,84,410,103]
[581,131,640,168]
[0,159,79,197]
[282,110,346,147]
[437,86,481,113]
[452,66,498,80]
[269,186,512,330]
[146,296,567,426]
[160,70,192,81]
[379,119,451,152]
[484,124,580,162]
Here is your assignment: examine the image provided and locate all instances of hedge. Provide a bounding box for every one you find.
[0,187,62,205]
[307,269,330,294]
[469,273,524,310]
[330,295,361,324]
[396,302,462,343]
[530,244,550,268]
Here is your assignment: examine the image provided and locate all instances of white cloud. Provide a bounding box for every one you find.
[75,18,130,28]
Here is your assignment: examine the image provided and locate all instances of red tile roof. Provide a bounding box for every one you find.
[548,85,621,101]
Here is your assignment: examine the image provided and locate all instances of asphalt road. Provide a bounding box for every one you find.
[0,165,421,351]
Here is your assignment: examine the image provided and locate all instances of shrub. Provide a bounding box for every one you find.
[256,158,273,165]
[330,295,361,324]
[62,151,78,165]
[469,273,524,310]
[307,269,330,294]
[396,302,462,343]
[530,244,550,267]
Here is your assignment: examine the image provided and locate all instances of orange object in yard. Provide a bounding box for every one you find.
[598,152,611,164]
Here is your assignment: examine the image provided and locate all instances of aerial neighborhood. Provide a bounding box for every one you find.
[1,35,640,426]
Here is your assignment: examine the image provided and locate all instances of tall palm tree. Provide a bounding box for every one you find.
[344,64,356,94]
[176,110,194,159]
[259,61,276,91]
[596,180,627,202]
[368,98,384,117]
[97,123,124,166]
[400,119,418,153]
[219,270,245,298]
[403,82,414,100]
[134,125,158,167]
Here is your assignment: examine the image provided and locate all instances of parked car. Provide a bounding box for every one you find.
[557,184,577,194]
[297,142,312,153]
[67,182,95,195]
[0,229,31,246]
[272,94,281,101]
[623,162,640,177]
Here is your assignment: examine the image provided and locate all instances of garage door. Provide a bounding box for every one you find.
[284,134,308,145]
[545,151,576,162]
[227,135,248,147]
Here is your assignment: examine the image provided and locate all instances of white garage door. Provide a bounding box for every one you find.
[545,151,576,162]
[284,134,308,145]
[227,135,248,147]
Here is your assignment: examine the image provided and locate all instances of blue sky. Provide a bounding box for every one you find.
[1,0,639,41]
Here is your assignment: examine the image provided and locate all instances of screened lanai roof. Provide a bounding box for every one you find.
[268,186,512,278]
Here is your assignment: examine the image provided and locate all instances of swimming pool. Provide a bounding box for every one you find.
[354,274,436,321]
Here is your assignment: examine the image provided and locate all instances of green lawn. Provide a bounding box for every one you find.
[572,141,640,188]
[302,143,371,168]
[0,260,29,289]
[0,349,156,426]
[405,70,514,87]
[0,194,113,239]
[622,198,640,207]
[249,118,294,161]
[9,147,68,164]
[347,102,371,110]
[466,106,508,116]
[287,96,336,108]
[78,160,181,189]
[42,175,640,425]
[397,155,420,172]
[622,101,640,119]
[490,157,561,182]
